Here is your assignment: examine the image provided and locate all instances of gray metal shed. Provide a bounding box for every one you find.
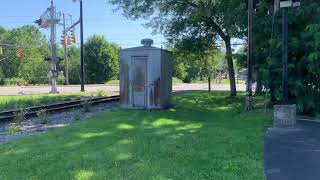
[119,39,173,109]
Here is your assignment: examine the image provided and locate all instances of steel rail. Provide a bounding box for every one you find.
[0,95,120,122]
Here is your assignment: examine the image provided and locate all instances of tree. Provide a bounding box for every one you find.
[66,45,81,84]
[172,39,227,91]
[0,25,50,84]
[109,0,247,96]
[84,35,119,84]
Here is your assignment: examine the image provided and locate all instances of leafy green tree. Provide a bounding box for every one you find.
[0,25,50,84]
[250,0,320,114]
[109,0,247,96]
[66,45,81,84]
[84,35,119,84]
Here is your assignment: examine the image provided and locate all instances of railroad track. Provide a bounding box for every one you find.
[0,95,120,122]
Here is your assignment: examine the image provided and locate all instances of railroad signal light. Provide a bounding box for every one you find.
[67,36,72,45]
[70,30,76,44]
[61,35,66,45]
[71,35,76,44]
[34,18,43,26]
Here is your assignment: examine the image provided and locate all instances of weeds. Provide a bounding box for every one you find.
[13,108,28,125]
[73,109,81,121]
[82,100,92,112]
[96,90,105,97]
[6,125,22,135]
[37,109,49,124]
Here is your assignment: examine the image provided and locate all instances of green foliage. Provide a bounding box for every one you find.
[0,91,271,179]
[6,125,22,135]
[13,108,28,125]
[110,0,247,96]
[96,90,106,97]
[0,93,94,111]
[82,100,92,112]
[0,25,50,84]
[172,45,227,83]
[37,109,49,124]
[84,35,119,84]
[2,78,25,86]
[66,45,81,84]
[250,0,320,114]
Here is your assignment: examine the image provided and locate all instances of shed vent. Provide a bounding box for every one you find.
[141,38,154,47]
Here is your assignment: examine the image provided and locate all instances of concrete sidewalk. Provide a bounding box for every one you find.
[264,121,320,180]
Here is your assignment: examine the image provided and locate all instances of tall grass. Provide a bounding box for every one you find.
[0,92,97,111]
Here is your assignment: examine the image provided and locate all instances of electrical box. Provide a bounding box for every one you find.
[119,39,173,109]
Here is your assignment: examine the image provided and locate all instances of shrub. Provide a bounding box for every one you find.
[3,78,26,86]
[96,90,105,97]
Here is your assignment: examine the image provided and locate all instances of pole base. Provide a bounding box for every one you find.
[273,104,296,127]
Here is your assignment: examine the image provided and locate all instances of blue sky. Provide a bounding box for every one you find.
[0,0,165,48]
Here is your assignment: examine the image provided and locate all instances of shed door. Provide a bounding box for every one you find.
[132,57,147,107]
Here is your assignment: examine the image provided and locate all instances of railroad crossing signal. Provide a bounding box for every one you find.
[16,50,25,58]
[70,30,76,43]
[61,35,66,45]
[67,36,72,45]
[34,18,50,29]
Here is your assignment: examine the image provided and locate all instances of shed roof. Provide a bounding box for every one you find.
[120,46,172,53]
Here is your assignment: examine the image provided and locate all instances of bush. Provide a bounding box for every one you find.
[96,90,105,97]
[3,78,26,86]
[57,75,66,85]
[172,77,183,84]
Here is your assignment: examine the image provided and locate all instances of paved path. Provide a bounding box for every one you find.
[0,83,246,95]
[264,121,320,180]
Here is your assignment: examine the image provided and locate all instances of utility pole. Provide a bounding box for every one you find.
[245,0,253,111]
[49,0,59,93]
[62,13,69,85]
[80,0,85,92]
[282,7,289,104]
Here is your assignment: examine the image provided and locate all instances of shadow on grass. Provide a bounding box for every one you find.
[0,91,272,180]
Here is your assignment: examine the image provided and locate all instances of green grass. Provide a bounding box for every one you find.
[172,77,183,85]
[0,91,272,180]
[105,80,120,85]
[0,92,104,111]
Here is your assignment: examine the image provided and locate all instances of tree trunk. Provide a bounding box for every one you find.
[208,76,211,92]
[225,36,237,96]
[255,70,263,95]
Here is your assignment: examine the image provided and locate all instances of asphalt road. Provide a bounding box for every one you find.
[0,83,246,95]
[264,121,320,180]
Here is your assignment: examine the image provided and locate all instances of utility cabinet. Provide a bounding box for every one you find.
[119,39,173,109]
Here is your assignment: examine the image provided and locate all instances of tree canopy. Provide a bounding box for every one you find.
[110,0,247,96]
[84,35,119,84]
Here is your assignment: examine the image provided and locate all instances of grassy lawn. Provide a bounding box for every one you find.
[0,91,106,111]
[0,91,272,180]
